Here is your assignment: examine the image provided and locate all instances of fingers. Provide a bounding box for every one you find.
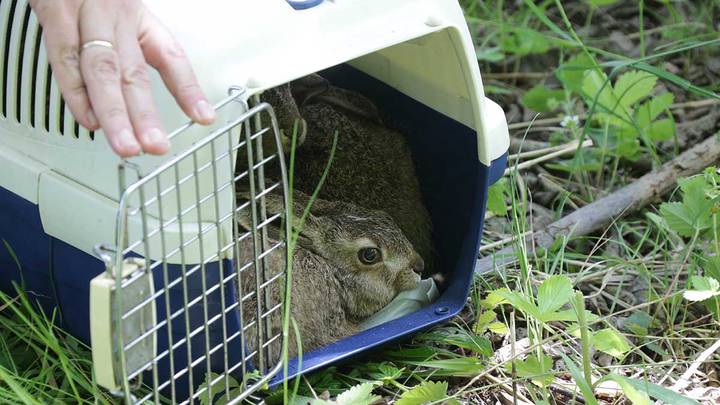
[138,10,216,125]
[79,0,140,157]
[33,0,212,158]
[115,10,169,155]
[30,0,98,130]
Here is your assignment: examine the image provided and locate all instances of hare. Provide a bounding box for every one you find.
[288,74,435,272]
[236,189,424,363]
[236,76,434,271]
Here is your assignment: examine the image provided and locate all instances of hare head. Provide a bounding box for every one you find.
[237,189,423,322]
[299,198,424,321]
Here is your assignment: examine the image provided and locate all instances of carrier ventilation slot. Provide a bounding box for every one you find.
[1,0,93,140]
[1,0,18,119]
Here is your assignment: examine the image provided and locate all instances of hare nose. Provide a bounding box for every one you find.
[410,253,424,274]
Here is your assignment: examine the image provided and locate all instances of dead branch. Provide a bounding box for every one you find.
[477,133,720,274]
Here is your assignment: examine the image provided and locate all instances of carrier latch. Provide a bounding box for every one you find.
[90,253,156,394]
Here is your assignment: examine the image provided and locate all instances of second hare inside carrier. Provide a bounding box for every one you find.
[259,74,435,274]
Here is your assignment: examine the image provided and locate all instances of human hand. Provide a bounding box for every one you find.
[29,0,216,157]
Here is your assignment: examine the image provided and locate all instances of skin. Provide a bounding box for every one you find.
[28,0,216,157]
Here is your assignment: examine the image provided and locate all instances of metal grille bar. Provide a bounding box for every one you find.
[105,91,291,405]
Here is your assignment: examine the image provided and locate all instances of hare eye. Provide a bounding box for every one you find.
[358,247,381,264]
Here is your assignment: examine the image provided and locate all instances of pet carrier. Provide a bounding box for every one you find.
[0,0,509,403]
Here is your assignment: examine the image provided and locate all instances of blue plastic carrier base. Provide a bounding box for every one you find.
[0,64,506,397]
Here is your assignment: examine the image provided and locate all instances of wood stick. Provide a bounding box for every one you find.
[477,134,720,274]
[508,139,586,161]
[509,137,550,153]
[504,139,594,176]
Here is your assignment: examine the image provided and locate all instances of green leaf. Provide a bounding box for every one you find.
[614,129,643,160]
[582,67,630,121]
[397,380,460,405]
[473,310,497,334]
[621,60,719,101]
[510,353,554,387]
[403,358,484,377]
[679,176,716,226]
[691,275,720,292]
[613,71,657,111]
[315,383,380,405]
[198,372,240,405]
[481,291,507,309]
[600,374,651,405]
[419,327,493,356]
[488,322,509,334]
[646,212,669,232]
[475,46,505,62]
[560,354,599,405]
[486,179,508,216]
[557,53,595,94]
[623,311,656,336]
[647,118,675,142]
[621,376,701,405]
[684,276,720,302]
[216,388,247,405]
[660,176,715,237]
[368,363,404,384]
[702,166,720,198]
[522,84,565,112]
[593,328,632,360]
[546,154,603,173]
[385,347,439,362]
[703,255,720,281]
[636,92,674,126]
[537,275,574,315]
[660,202,699,237]
[499,27,550,56]
[491,288,543,319]
[646,342,670,357]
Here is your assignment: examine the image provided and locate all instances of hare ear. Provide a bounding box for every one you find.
[235,190,322,248]
[313,87,383,124]
[235,190,287,241]
[291,74,331,106]
[260,84,307,148]
[292,74,383,124]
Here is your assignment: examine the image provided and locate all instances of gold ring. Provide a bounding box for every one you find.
[81,40,114,51]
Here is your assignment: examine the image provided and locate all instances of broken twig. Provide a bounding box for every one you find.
[477,133,720,274]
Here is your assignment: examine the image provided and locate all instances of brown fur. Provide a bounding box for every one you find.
[288,74,435,271]
[244,77,434,269]
[258,83,307,150]
[237,190,423,363]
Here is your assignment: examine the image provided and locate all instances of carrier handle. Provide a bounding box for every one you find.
[286,0,324,10]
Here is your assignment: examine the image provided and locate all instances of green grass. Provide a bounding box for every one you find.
[280,1,720,403]
[0,285,113,404]
[3,1,720,404]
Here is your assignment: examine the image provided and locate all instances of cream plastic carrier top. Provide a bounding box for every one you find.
[0,0,509,264]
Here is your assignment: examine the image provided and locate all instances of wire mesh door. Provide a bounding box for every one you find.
[91,90,292,405]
